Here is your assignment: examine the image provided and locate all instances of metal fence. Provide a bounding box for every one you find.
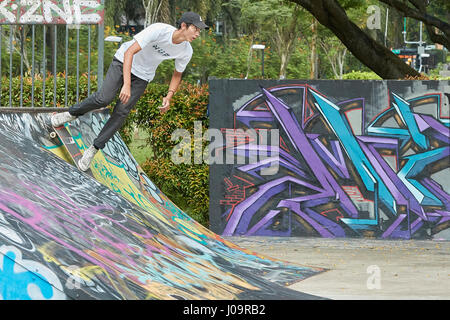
[0,1,105,108]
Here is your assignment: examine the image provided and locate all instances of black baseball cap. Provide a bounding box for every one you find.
[178,12,208,30]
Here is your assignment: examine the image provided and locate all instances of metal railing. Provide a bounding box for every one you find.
[0,0,105,108]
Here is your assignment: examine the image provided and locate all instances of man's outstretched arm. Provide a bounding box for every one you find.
[160,70,183,113]
[120,41,142,105]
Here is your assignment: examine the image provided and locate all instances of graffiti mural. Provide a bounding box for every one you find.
[0,246,66,300]
[209,80,450,240]
[0,111,324,300]
[0,0,104,25]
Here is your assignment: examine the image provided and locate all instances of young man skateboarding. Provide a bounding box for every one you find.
[51,12,208,171]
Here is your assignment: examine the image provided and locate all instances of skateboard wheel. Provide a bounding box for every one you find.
[50,132,57,139]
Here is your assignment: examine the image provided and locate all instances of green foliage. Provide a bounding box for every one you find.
[342,70,382,79]
[229,0,308,78]
[141,159,210,226]
[238,0,301,29]
[0,23,132,82]
[285,40,312,78]
[151,30,284,82]
[1,25,96,79]
[429,75,450,80]
[121,82,210,227]
[0,73,97,107]
[338,0,367,10]
[206,34,275,79]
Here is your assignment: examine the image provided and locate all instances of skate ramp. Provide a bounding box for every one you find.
[0,109,326,300]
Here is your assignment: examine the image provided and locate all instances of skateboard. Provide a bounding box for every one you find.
[50,118,93,176]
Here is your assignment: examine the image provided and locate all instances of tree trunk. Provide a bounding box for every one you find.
[338,48,347,79]
[310,18,319,79]
[143,0,163,27]
[222,5,239,38]
[390,8,404,48]
[290,0,421,79]
[280,51,288,79]
[245,37,254,79]
[271,5,302,80]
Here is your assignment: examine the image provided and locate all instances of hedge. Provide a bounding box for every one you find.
[341,70,382,80]
[123,82,210,227]
[342,70,450,80]
[0,73,98,107]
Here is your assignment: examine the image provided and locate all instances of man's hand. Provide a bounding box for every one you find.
[159,96,171,114]
[159,70,181,114]
[119,85,131,105]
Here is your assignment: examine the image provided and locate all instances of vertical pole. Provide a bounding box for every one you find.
[88,25,91,96]
[419,22,423,73]
[76,27,80,102]
[65,24,69,107]
[384,8,389,47]
[261,49,265,78]
[53,25,57,107]
[31,25,35,108]
[9,26,13,107]
[20,26,24,107]
[0,26,3,106]
[0,25,3,107]
[419,22,423,44]
[43,25,46,107]
[97,0,105,89]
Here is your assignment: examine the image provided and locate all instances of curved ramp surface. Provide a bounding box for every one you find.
[0,110,325,300]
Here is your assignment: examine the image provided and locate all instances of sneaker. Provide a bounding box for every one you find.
[51,111,77,127]
[78,145,98,171]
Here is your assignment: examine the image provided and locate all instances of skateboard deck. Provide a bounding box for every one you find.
[51,120,93,176]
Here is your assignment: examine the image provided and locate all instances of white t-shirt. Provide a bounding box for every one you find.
[114,23,193,82]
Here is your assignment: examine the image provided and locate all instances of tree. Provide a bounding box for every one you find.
[104,0,143,26]
[0,26,31,74]
[310,17,319,78]
[272,3,305,79]
[219,0,243,37]
[316,2,370,79]
[233,0,308,79]
[319,35,348,79]
[142,0,170,27]
[286,0,448,78]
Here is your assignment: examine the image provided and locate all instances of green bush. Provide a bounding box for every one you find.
[342,70,382,80]
[429,75,450,80]
[122,82,210,227]
[0,73,97,107]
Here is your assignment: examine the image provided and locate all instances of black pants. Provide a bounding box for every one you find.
[69,58,148,149]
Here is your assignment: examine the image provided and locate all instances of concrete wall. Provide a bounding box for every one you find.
[209,80,450,240]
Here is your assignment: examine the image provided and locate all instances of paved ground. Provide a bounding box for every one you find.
[226,236,450,300]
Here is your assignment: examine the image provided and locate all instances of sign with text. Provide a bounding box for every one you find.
[0,0,104,25]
